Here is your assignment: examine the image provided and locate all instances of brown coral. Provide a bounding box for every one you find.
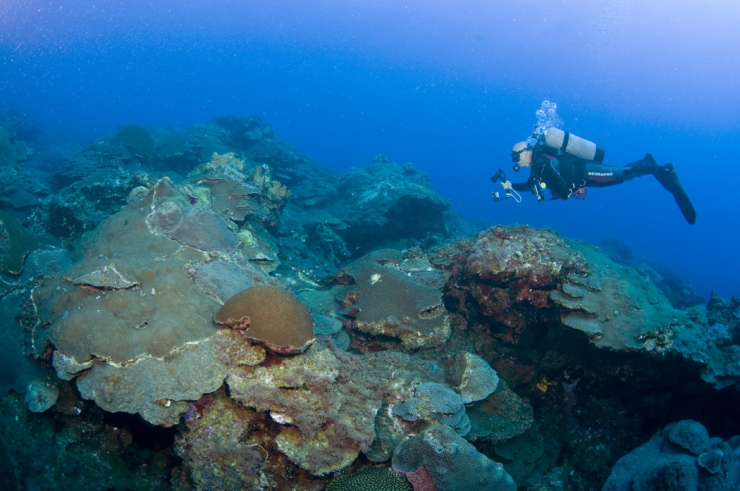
[340,249,451,350]
[214,285,314,354]
[268,179,289,198]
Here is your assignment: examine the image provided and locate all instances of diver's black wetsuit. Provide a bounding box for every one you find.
[511,144,637,200]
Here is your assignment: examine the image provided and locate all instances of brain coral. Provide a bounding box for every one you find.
[325,467,412,491]
[214,285,314,354]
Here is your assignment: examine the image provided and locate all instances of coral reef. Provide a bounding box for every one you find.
[600,236,705,308]
[33,179,239,425]
[147,177,240,253]
[0,284,48,395]
[224,342,381,475]
[492,423,547,483]
[326,155,468,256]
[191,152,290,233]
[187,259,265,303]
[464,380,533,444]
[551,240,683,351]
[706,291,740,342]
[453,225,584,334]
[24,379,59,413]
[4,112,740,491]
[0,249,70,400]
[447,351,499,404]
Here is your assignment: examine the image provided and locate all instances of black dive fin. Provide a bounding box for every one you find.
[653,163,696,224]
[671,185,697,225]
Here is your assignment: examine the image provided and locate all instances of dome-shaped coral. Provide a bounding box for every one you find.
[214,285,314,354]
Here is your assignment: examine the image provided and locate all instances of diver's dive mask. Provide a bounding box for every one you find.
[511,139,536,172]
[511,149,524,172]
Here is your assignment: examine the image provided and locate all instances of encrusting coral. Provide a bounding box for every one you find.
[175,391,270,491]
[224,341,378,475]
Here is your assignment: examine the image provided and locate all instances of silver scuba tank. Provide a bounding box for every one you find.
[544,128,606,163]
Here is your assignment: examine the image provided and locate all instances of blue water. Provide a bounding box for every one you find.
[2,0,739,297]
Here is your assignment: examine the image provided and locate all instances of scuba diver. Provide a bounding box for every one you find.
[491,128,697,224]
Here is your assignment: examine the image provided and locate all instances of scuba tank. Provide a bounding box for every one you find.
[544,128,606,163]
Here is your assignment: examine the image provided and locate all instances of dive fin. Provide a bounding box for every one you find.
[654,163,696,224]
[671,185,697,225]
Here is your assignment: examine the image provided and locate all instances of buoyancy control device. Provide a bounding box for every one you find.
[544,128,605,163]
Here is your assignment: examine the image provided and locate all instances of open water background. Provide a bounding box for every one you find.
[1,0,739,297]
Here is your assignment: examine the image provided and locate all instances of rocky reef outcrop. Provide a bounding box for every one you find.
[435,225,740,488]
[604,420,740,491]
[2,112,740,491]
